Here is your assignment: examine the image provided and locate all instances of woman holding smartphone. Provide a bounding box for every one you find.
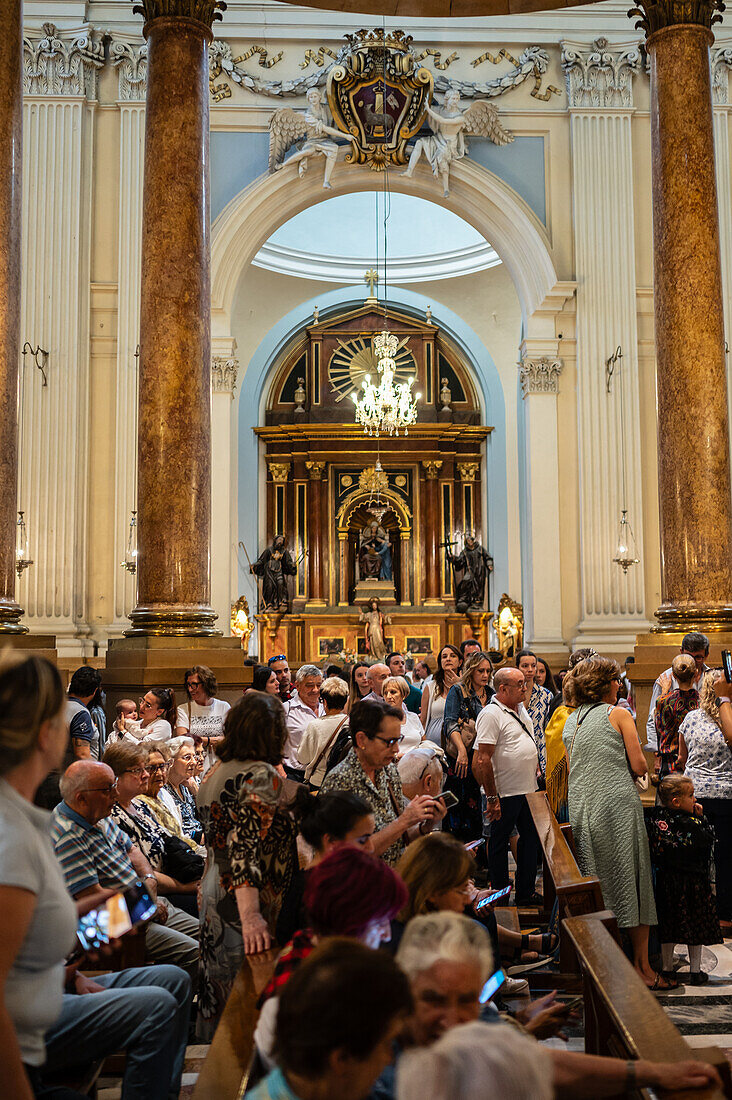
[0,653,81,1099]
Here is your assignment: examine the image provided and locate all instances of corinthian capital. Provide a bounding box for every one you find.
[713,46,732,105]
[561,38,642,109]
[519,356,563,398]
[132,0,227,28]
[23,23,106,98]
[111,41,148,101]
[629,0,724,37]
[211,355,238,395]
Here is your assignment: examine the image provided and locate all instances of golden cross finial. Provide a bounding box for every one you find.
[364,269,379,298]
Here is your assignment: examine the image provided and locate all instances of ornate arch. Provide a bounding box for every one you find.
[336,487,412,539]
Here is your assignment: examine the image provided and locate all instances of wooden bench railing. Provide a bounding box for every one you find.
[564,914,732,1100]
[192,949,277,1100]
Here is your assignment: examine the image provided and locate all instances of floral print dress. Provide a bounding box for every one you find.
[195,758,297,1040]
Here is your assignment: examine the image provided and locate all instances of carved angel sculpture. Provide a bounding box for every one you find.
[268,88,354,190]
[402,89,513,196]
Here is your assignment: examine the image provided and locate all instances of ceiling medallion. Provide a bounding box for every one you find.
[327,29,433,171]
[352,329,420,436]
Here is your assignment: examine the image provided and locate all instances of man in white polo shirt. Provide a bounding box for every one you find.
[473,665,541,905]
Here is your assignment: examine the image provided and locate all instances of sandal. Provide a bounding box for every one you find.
[649,972,680,992]
[521,932,558,956]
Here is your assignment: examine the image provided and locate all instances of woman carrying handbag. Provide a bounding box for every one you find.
[442,652,493,841]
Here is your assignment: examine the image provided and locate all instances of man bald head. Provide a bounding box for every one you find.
[493,666,527,713]
[60,760,117,825]
[367,663,390,698]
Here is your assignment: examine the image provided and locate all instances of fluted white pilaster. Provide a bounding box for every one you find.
[713,49,732,466]
[110,42,146,632]
[562,39,650,647]
[211,341,239,636]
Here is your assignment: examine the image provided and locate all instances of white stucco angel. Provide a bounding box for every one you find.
[268,88,355,190]
[401,88,514,197]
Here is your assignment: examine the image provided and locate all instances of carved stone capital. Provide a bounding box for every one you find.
[23,23,106,99]
[629,0,724,38]
[305,461,326,481]
[422,459,443,480]
[520,357,563,398]
[211,355,238,395]
[132,0,226,29]
[457,461,480,483]
[561,38,642,109]
[713,46,732,105]
[111,41,148,101]
[268,462,291,484]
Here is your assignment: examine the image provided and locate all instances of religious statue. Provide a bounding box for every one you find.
[359,597,391,661]
[250,535,297,611]
[268,88,356,190]
[446,534,494,613]
[494,595,524,660]
[401,89,513,196]
[358,521,393,581]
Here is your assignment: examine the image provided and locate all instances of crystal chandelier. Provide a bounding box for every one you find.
[352,330,420,437]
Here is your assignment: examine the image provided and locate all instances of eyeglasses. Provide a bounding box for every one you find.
[268,654,287,665]
[139,699,155,710]
[374,734,405,747]
[82,780,118,794]
[147,763,171,774]
[186,680,201,689]
[124,767,150,778]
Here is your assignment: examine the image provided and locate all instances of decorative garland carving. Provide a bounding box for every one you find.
[111,41,148,102]
[629,0,725,36]
[132,0,227,26]
[208,36,560,103]
[23,23,106,98]
[562,38,642,109]
[415,48,459,70]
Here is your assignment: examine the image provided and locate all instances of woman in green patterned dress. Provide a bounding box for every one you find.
[195,692,297,1040]
[562,655,677,991]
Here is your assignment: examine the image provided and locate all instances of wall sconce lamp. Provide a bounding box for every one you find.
[22,343,49,387]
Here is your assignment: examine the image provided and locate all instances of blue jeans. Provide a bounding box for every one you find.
[43,965,191,1100]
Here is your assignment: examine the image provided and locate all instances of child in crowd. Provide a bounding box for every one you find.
[108,698,141,743]
[654,654,699,778]
[646,773,721,984]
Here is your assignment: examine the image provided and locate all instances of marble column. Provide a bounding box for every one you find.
[631,1,732,628]
[128,0,224,635]
[561,38,650,648]
[0,0,25,631]
[305,462,327,608]
[422,460,443,607]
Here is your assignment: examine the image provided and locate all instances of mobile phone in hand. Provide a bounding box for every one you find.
[436,790,459,810]
[723,650,732,683]
[76,882,156,951]
[479,968,506,1004]
[475,884,512,910]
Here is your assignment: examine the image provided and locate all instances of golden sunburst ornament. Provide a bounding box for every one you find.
[328,335,416,402]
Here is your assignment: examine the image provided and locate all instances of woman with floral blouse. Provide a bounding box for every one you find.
[195,692,297,1040]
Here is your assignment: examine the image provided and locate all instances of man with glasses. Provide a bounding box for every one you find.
[473,666,541,906]
[50,760,199,982]
[320,699,444,866]
[268,653,293,702]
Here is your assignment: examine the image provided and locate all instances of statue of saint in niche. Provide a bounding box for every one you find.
[358,521,393,581]
[359,597,391,661]
[447,534,493,613]
[251,535,297,611]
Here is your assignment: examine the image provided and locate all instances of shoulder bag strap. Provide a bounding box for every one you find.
[306,715,349,782]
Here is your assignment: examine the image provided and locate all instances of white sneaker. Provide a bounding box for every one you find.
[502,976,529,995]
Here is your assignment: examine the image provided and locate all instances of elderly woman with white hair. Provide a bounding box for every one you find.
[165,735,204,843]
[367,912,720,1100]
[283,664,324,781]
[382,676,425,755]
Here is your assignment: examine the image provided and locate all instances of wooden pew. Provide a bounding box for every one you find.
[527,791,604,920]
[564,914,732,1100]
[192,949,277,1100]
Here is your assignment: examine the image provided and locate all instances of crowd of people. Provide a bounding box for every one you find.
[1,635,728,1099]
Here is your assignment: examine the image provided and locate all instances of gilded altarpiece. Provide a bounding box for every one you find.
[255,303,492,661]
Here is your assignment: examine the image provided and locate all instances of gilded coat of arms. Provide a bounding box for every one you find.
[326,29,433,171]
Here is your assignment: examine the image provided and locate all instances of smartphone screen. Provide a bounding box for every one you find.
[437,790,459,810]
[475,885,512,910]
[479,968,506,1004]
[76,883,156,951]
[124,881,157,926]
[723,650,732,683]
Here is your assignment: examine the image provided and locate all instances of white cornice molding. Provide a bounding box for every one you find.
[251,240,501,284]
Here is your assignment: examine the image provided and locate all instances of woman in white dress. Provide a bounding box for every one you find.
[420,645,463,746]
[175,665,231,768]
[383,677,425,755]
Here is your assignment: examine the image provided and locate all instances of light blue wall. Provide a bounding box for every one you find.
[211,131,546,227]
[235,287,510,615]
